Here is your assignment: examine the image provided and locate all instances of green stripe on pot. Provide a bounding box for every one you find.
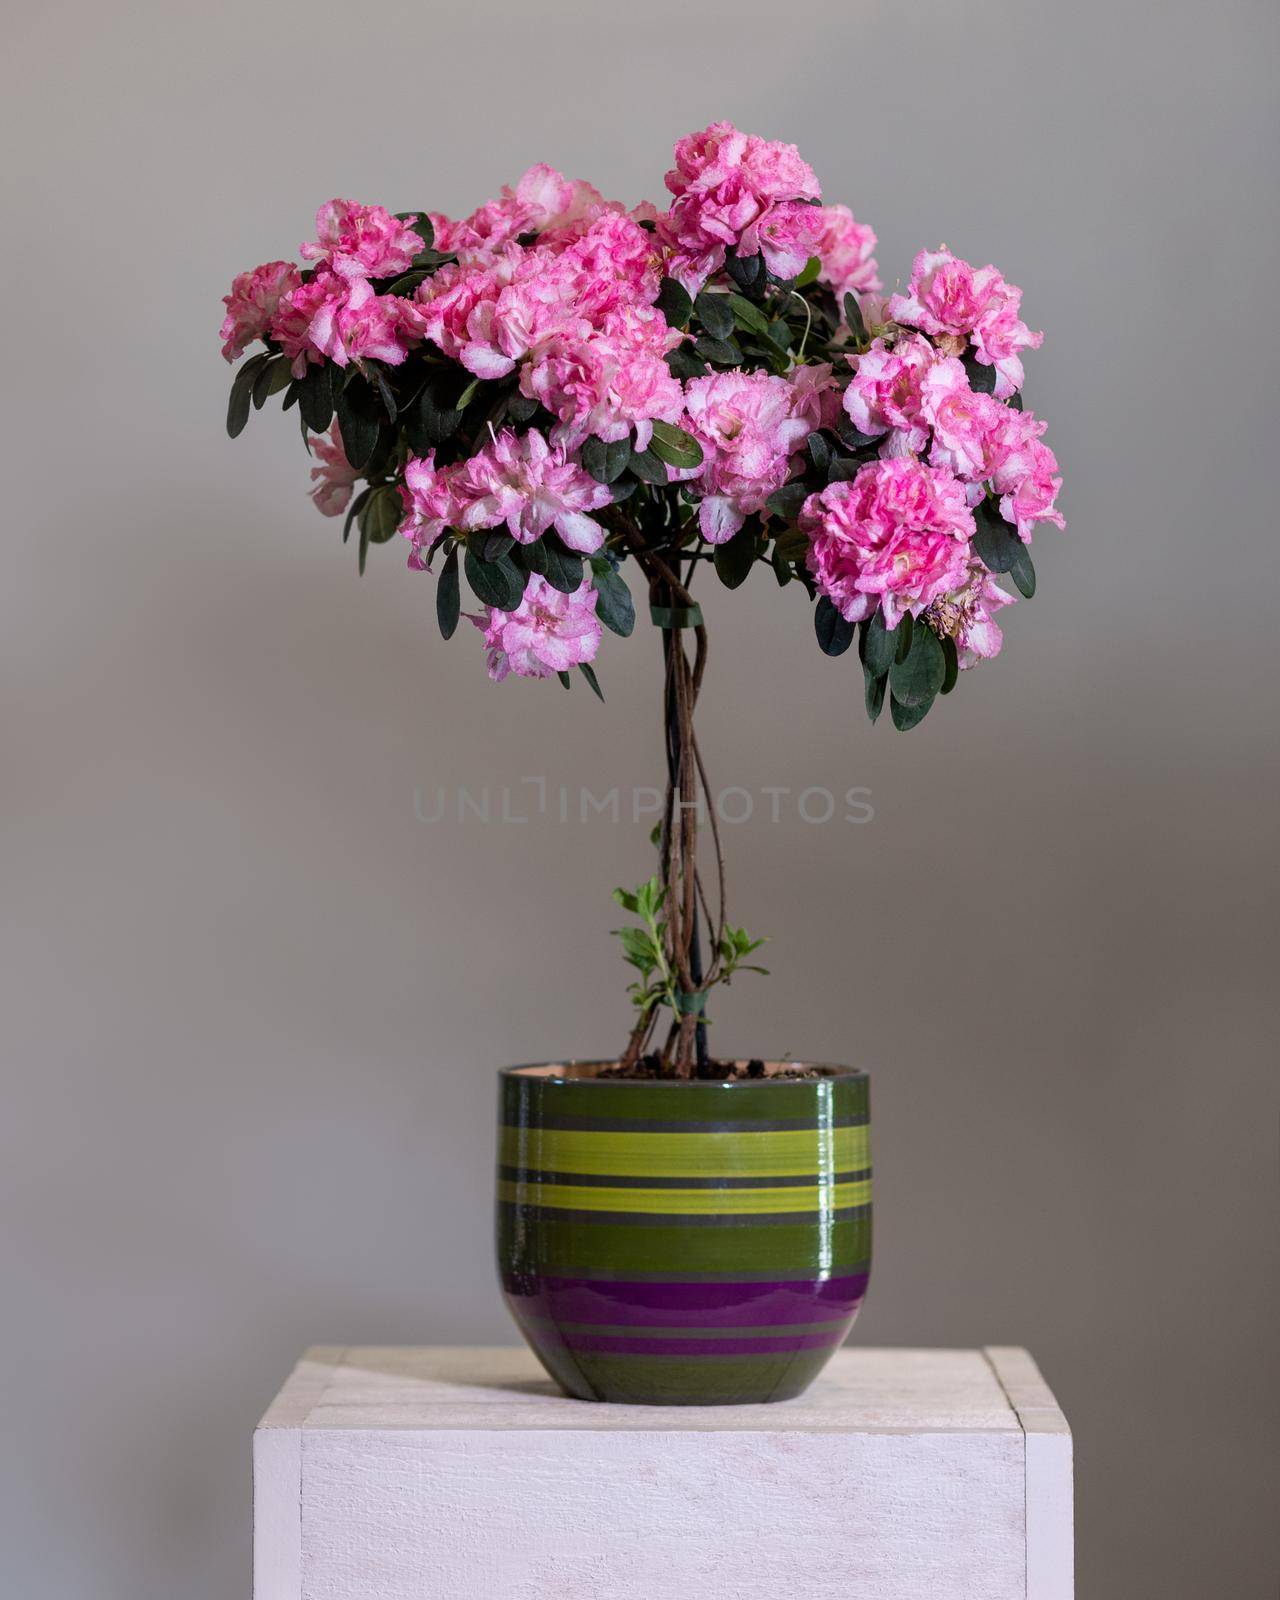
[497,1124,870,1178]
[497,1178,871,1215]
[499,1205,871,1273]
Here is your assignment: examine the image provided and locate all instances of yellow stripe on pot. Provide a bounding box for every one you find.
[498,1125,869,1180]
[496,1177,872,1216]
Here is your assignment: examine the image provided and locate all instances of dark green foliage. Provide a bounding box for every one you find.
[465,545,523,610]
[581,435,632,484]
[656,278,693,328]
[436,547,460,639]
[814,595,855,656]
[713,521,758,589]
[592,565,635,637]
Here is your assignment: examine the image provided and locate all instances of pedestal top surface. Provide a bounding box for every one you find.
[259,1345,1067,1435]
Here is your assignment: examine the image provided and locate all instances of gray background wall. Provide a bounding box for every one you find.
[3,1,1277,1595]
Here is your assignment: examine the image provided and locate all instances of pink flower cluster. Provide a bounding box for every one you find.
[471,576,602,681]
[400,428,612,565]
[683,369,822,542]
[308,421,359,516]
[220,261,301,363]
[813,205,881,302]
[844,341,1064,541]
[888,248,1043,398]
[659,122,824,292]
[802,459,976,630]
[221,124,1063,690]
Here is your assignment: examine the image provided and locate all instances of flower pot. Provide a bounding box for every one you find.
[496,1062,871,1405]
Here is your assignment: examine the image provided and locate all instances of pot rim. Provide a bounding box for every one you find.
[499,1060,867,1085]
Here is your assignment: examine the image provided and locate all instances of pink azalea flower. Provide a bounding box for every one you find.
[924,562,1018,669]
[801,459,975,628]
[434,166,622,264]
[452,428,612,551]
[888,248,1043,398]
[658,122,823,292]
[301,200,423,281]
[270,271,341,377]
[920,357,1009,481]
[524,306,684,451]
[470,575,602,681]
[683,370,814,542]
[307,276,414,369]
[400,451,464,567]
[843,335,938,451]
[220,261,301,362]
[813,205,881,301]
[308,421,359,517]
[989,411,1064,540]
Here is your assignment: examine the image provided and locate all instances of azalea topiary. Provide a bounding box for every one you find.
[221,122,1063,1078]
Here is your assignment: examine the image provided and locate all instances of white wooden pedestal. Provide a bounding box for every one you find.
[254,1345,1072,1600]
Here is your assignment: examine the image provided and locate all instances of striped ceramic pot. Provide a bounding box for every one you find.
[496,1062,871,1405]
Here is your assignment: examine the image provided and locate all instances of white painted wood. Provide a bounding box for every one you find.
[986,1347,1074,1600]
[254,1346,345,1600]
[253,1346,1073,1600]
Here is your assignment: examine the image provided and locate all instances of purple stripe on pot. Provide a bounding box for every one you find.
[549,1329,850,1357]
[503,1273,869,1327]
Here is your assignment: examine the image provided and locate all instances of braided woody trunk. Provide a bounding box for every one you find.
[619,543,727,1078]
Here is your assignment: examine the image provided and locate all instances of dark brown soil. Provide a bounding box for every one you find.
[597,1057,825,1081]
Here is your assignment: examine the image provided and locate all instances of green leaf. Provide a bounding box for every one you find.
[540,536,584,595]
[862,611,898,677]
[594,567,635,637]
[694,291,735,340]
[889,623,946,707]
[795,255,822,288]
[726,293,771,336]
[455,376,482,410]
[864,666,887,723]
[972,499,1025,574]
[383,269,431,296]
[649,420,704,470]
[367,362,398,422]
[771,550,793,586]
[766,482,810,524]
[656,278,693,329]
[557,671,572,689]
[628,446,669,485]
[342,485,371,546]
[407,375,465,451]
[1009,543,1037,598]
[895,611,914,662]
[578,662,605,702]
[693,335,743,367]
[724,249,767,297]
[890,692,933,732]
[713,522,757,590]
[772,526,809,561]
[513,537,549,576]
[297,361,336,434]
[464,546,523,610]
[580,435,633,484]
[613,887,641,915]
[843,293,867,342]
[666,346,708,380]
[472,529,514,563]
[334,377,381,470]
[814,595,856,656]
[807,432,832,476]
[436,547,460,639]
[962,352,998,394]
[251,356,291,411]
[940,634,959,694]
[365,485,401,544]
[226,352,271,438]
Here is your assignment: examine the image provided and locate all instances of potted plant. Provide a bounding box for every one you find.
[220,122,1063,1404]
